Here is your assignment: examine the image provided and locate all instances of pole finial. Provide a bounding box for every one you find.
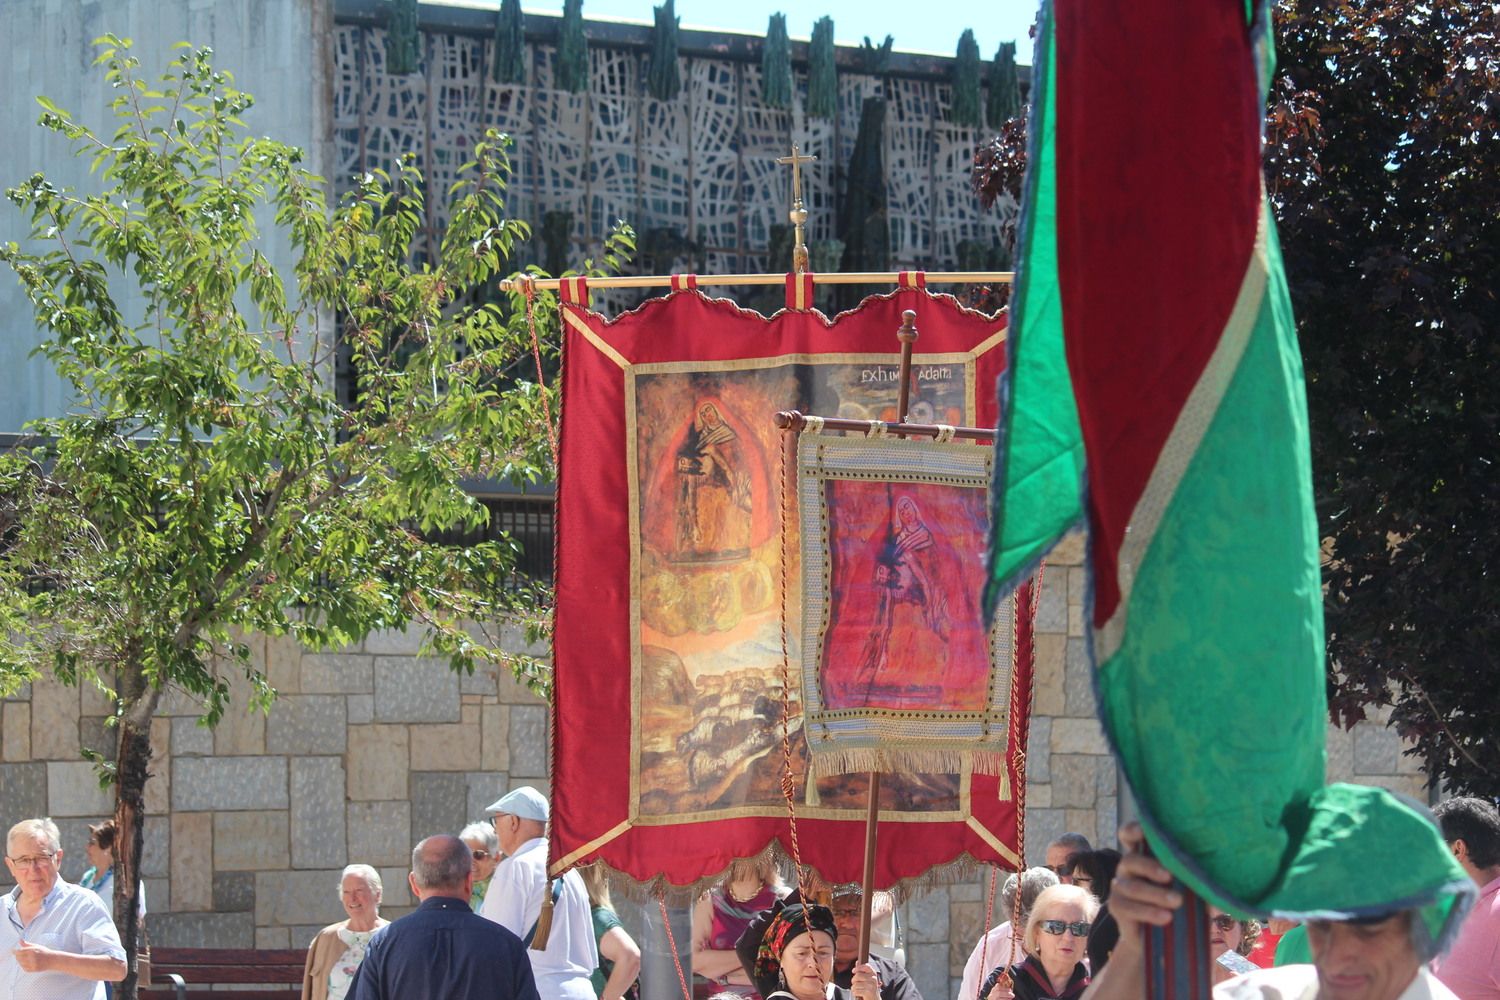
[777,142,818,274]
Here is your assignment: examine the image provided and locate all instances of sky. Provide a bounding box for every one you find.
[453,0,1042,62]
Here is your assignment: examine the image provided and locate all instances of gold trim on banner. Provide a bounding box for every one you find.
[971,325,1009,359]
[551,820,634,875]
[1096,200,1271,664]
[966,815,1024,868]
[623,350,986,827]
[564,307,630,370]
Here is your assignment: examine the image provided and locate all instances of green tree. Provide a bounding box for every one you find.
[1271,0,1498,796]
[0,38,608,995]
[971,1,1498,794]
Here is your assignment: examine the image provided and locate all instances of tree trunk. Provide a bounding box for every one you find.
[113,660,159,1000]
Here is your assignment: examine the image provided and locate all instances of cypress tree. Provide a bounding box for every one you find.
[492,0,526,84]
[762,14,792,108]
[952,29,983,128]
[647,0,681,100]
[987,41,1021,127]
[386,0,420,75]
[807,17,837,120]
[554,0,588,93]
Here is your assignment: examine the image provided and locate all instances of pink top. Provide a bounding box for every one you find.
[707,884,781,950]
[1435,875,1500,1000]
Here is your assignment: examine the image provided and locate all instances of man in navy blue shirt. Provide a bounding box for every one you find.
[347,835,540,1000]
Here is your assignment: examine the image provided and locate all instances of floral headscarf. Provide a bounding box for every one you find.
[752,902,838,996]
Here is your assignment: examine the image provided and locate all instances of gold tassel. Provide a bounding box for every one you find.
[530,890,555,951]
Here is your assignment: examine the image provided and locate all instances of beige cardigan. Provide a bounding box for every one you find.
[301,918,389,1000]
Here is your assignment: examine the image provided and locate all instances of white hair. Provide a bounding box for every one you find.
[7,818,61,855]
[339,863,383,901]
[459,822,499,856]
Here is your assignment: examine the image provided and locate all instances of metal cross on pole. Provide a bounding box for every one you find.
[777,143,818,274]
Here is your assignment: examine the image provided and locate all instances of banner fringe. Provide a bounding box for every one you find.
[805,749,1009,779]
[576,844,1015,907]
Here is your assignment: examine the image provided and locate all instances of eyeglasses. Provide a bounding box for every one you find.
[830,907,861,919]
[1210,915,1239,933]
[6,853,57,871]
[471,850,490,861]
[1039,919,1091,937]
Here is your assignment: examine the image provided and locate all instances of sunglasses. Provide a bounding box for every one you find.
[1211,914,1238,933]
[472,850,490,861]
[1039,920,1091,937]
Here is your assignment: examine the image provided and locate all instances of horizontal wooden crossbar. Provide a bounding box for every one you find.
[499,270,1015,292]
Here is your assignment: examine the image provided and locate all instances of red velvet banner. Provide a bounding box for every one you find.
[550,287,1031,891]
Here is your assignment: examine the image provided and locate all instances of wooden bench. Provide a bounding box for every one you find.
[142,947,305,998]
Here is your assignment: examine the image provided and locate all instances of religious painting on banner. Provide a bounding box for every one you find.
[551,283,1035,892]
[797,433,1011,780]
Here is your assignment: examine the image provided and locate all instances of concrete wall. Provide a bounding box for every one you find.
[0,534,1432,999]
[0,0,333,433]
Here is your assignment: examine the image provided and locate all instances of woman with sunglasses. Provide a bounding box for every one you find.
[981,884,1099,1000]
[459,822,501,912]
[1206,905,1262,984]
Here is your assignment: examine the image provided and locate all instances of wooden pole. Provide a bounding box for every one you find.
[772,411,995,442]
[857,771,881,964]
[895,309,918,426]
[500,270,1014,292]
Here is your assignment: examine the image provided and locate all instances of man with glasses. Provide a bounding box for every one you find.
[479,787,596,1000]
[2,817,126,999]
[1046,834,1092,885]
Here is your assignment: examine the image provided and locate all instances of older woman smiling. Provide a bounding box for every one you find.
[300,865,389,1000]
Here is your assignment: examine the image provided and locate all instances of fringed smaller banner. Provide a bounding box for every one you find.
[796,432,1015,778]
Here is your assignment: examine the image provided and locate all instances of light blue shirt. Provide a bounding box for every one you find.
[78,869,146,919]
[1,878,125,1000]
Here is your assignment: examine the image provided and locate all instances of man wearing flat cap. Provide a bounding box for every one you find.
[479,786,597,1000]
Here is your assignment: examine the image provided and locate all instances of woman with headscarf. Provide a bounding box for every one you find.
[752,903,883,1000]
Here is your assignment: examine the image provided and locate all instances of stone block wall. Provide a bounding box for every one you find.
[0,534,1434,999]
[0,625,550,952]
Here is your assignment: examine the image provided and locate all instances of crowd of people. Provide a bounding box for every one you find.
[3,791,1496,1000]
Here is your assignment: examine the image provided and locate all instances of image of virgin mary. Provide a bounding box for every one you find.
[673,401,753,561]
